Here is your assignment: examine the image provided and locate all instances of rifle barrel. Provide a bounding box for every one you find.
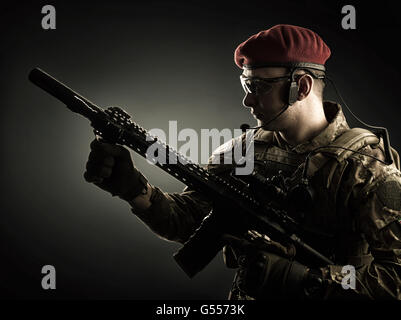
[28,67,102,119]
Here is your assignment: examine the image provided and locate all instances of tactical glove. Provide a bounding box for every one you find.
[84,138,148,202]
[224,234,325,299]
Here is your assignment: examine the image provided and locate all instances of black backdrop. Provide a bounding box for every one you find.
[1,0,401,299]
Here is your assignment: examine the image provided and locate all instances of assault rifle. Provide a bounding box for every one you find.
[28,67,334,278]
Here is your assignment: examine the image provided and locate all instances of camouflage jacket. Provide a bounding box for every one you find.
[133,101,401,300]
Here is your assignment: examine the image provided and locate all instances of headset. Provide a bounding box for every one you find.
[286,62,327,106]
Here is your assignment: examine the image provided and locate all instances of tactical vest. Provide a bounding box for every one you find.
[222,127,400,268]
[303,127,399,186]
[298,128,399,265]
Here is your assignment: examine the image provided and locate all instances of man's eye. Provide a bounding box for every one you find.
[254,81,272,94]
[248,82,258,92]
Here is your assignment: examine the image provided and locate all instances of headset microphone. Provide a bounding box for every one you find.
[240,102,290,133]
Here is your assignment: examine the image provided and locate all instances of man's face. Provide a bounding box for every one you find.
[241,67,291,130]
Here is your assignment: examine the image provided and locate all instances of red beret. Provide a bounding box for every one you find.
[234,24,331,71]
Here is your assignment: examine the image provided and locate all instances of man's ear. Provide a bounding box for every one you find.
[297,74,313,101]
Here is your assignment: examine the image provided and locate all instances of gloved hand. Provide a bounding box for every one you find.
[84,138,148,202]
[223,233,324,299]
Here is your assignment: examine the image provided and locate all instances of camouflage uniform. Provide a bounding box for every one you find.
[133,101,401,300]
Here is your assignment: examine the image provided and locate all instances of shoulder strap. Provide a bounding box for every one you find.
[322,128,379,162]
[390,146,400,170]
[306,128,380,178]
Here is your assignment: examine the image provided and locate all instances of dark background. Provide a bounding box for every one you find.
[1,0,401,299]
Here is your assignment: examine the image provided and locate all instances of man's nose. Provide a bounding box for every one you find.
[242,92,257,108]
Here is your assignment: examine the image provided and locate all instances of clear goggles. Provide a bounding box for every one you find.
[240,75,290,95]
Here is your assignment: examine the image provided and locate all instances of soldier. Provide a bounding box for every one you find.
[83,24,401,299]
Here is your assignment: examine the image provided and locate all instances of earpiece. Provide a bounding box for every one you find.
[288,69,299,106]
